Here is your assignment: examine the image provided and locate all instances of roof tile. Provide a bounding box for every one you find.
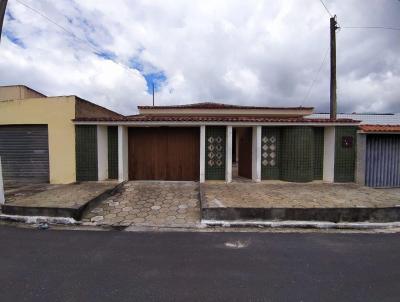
[74,115,359,123]
[138,102,314,110]
[360,124,400,133]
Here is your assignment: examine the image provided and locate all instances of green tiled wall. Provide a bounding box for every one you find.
[334,126,356,182]
[261,127,281,180]
[107,126,118,179]
[280,127,314,182]
[313,127,324,180]
[75,125,98,181]
[205,126,226,180]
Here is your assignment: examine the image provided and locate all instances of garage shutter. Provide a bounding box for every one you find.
[129,127,200,181]
[0,125,49,183]
[366,135,400,188]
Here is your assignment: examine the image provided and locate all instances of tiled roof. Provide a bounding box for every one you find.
[138,102,314,110]
[359,125,400,133]
[74,115,359,124]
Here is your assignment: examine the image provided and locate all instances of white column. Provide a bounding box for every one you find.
[355,133,366,186]
[225,126,232,183]
[97,125,108,181]
[235,129,239,163]
[323,126,336,183]
[0,157,5,205]
[118,125,129,182]
[200,125,206,183]
[252,126,262,182]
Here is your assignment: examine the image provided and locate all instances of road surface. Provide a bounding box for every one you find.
[0,226,399,302]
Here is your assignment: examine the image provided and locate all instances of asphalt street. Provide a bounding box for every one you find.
[0,226,399,302]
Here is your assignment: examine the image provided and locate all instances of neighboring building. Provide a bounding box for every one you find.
[0,85,122,185]
[75,102,359,184]
[311,113,400,188]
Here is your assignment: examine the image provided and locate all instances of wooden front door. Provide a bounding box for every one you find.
[128,127,200,181]
[238,127,252,179]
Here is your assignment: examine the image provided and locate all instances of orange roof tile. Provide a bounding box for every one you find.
[360,125,400,133]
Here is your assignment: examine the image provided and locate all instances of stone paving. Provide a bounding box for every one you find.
[202,181,400,208]
[82,181,201,227]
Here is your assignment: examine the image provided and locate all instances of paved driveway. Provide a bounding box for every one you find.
[82,181,200,227]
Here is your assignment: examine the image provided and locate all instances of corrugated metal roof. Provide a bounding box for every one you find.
[309,113,400,125]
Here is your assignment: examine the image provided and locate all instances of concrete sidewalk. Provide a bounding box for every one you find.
[201,182,400,223]
[1,181,120,219]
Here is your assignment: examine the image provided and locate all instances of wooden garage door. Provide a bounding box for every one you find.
[129,127,200,181]
[0,125,49,183]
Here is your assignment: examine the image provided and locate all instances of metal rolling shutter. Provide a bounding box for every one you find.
[0,125,49,183]
[366,135,400,188]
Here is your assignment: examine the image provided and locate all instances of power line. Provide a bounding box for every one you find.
[14,0,142,79]
[342,26,400,31]
[303,47,329,104]
[318,0,333,17]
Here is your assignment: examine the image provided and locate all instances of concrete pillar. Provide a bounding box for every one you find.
[200,125,206,183]
[323,126,336,183]
[225,126,232,183]
[97,125,108,181]
[356,133,366,186]
[235,129,239,163]
[252,126,262,182]
[118,125,129,182]
[0,157,4,205]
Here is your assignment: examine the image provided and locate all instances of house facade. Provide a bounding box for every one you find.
[0,85,122,184]
[312,113,400,188]
[74,103,360,184]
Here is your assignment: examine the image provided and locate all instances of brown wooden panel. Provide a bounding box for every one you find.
[129,127,199,181]
[238,127,252,179]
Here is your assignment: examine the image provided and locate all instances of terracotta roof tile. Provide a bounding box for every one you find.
[74,115,359,124]
[360,124,400,133]
[138,102,314,110]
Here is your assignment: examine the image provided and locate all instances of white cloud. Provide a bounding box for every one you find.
[0,0,399,114]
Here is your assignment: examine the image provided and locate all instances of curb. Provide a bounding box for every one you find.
[202,219,400,230]
[0,213,77,225]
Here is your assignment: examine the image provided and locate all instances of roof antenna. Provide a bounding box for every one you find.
[152,81,155,106]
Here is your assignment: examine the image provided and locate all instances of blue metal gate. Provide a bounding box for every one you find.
[366,134,400,187]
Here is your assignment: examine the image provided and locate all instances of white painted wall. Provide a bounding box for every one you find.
[225,126,232,183]
[0,157,4,204]
[323,127,336,183]
[252,126,262,182]
[355,133,366,186]
[118,126,129,182]
[97,125,108,181]
[200,125,206,183]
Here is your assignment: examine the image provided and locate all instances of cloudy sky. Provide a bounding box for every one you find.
[1,0,399,115]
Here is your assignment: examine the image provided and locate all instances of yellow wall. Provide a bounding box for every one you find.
[0,96,76,184]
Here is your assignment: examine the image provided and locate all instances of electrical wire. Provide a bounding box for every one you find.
[15,0,142,77]
[318,0,333,17]
[302,47,329,104]
[341,26,400,31]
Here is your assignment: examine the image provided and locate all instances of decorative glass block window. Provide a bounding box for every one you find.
[262,135,277,167]
[261,127,281,180]
[205,126,226,180]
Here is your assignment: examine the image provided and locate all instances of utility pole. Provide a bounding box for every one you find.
[0,0,8,43]
[330,15,339,119]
